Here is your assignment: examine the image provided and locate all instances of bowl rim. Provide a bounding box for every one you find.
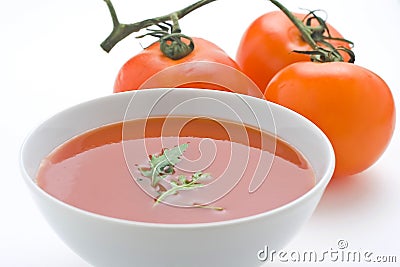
[19,88,335,229]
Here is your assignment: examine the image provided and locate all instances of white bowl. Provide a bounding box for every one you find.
[20,88,335,267]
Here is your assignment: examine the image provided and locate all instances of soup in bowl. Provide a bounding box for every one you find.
[20,88,334,267]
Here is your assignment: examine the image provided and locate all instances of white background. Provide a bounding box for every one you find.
[1,0,399,266]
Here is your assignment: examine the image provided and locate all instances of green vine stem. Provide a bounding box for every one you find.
[101,0,217,53]
[269,0,318,50]
[269,0,355,63]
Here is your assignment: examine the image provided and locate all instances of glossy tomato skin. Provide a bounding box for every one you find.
[236,11,351,93]
[114,37,242,93]
[264,62,396,178]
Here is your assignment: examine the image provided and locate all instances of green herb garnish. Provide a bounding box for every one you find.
[155,172,209,204]
[137,143,223,211]
[139,143,188,187]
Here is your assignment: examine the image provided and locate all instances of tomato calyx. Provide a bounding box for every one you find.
[135,14,195,60]
[269,0,355,63]
[100,0,215,60]
[159,33,195,60]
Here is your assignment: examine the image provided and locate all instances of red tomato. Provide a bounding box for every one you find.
[114,37,249,93]
[236,11,351,93]
[264,62,396,178]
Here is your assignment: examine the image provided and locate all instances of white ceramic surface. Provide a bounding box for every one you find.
[20,88,335,267]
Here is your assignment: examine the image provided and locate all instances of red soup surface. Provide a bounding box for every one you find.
[36,117,315,224]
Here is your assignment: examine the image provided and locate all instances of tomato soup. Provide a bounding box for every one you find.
[36,117,315,224]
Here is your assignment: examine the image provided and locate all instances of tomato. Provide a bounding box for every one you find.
[264,62,396,178]
[114,37,251,94]
[236,11,351,93]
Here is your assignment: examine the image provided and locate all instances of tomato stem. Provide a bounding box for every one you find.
[170,13,181,34]
[269,0,318,50]
[101,0,217,53]
[268,0,355,63]
[156,14,195,60]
